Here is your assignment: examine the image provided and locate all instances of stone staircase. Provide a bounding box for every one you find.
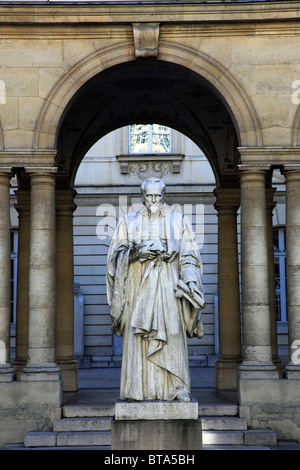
[3,402,284,450]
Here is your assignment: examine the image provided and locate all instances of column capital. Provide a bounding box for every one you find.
[0,167,13,182]
[55,189,77,213]
[238,163,271,173]
[214,187,240,211]
[25,166,57,175]
[282,164,300,181]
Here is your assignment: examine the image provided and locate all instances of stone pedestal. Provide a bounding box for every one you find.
[111,400,202,450]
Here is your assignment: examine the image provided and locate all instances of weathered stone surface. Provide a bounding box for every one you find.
[111,419,202,450]
[115,399,199,421]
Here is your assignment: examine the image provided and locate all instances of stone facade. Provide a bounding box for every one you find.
[0,0,300,447]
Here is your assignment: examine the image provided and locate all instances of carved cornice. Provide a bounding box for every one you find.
[116,153,184,180]
[0,2,298,26]
[0,150,57,167]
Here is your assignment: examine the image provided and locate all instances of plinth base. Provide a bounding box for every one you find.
[111,399,202,450]
[115,398,199,420]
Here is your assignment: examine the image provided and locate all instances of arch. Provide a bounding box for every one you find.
[33,40,262,151]
[292,102,300,146]
[0,120,3,149]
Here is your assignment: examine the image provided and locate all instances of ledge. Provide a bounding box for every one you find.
[116,153,184,175]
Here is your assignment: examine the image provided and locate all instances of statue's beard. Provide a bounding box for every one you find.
[148,203,162,214]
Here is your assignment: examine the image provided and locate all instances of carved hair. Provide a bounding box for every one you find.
[140,177,166,195]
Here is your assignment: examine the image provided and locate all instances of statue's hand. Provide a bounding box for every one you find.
[136,244,161,261]
[188,281,203,298]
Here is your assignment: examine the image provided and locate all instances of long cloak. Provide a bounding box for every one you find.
[106,207,204,401]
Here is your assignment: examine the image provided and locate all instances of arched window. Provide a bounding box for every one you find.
[129,124,171,153]
[273,227,287,322]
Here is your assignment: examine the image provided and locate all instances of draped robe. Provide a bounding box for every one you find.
[106,205,204,401]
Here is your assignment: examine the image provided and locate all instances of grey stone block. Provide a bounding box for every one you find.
[111,419,202,450]
[244,430,277,446]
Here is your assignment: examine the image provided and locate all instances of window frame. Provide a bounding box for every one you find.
[273,226,287,323]
[129,124,172,154]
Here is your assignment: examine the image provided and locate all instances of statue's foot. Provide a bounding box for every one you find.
[176,389,191,402]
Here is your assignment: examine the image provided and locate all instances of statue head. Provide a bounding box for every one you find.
[141,177,166,215]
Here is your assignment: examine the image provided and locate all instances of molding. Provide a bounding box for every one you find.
[238,147,300,165]
[0,150,57,167]
[116,153,184,178]
[0,2,298,26]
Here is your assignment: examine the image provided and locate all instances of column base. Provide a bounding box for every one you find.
[239,361,279,380]
[20,363,61,382]
[215,358,241,391]
[0,364,15,382]
[285,362,300,379]
[57,358,78,391]
[13,358,27,380]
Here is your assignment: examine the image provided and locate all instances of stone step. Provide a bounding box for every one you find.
[24,430,111,448]
[62,405,114,418]
[57,431,111,447]
[24,432,57,448]
[202,430,244,446]
[198,404,238,417]
[53,417,112,432]
[203,445,272,450]
[202,429,277,446]
[244,430,277,447]
[200,417,248,431]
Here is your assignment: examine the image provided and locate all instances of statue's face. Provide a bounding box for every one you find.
[143,183,164,214]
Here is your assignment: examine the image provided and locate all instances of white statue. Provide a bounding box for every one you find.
[106,178,205,402]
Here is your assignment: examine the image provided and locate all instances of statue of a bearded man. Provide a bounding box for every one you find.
[106,177,205,402]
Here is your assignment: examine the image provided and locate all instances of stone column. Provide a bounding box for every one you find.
[266,187,283,377]
[13,190,30,379]
[238,165,278,378]
[283,166,300,378]
[0,169,14,382]
[21,168,61,381]
[56,189,78,391]
[214,188,241,390]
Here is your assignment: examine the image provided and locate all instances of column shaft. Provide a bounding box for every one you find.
[214,188,241,390]
[13,190,30,378]
[21,168,60,381]
[56,189,78,391]
[266,187,283,376]
[284,167,300,378]
[239,165,277,378]
[0,169,14,381]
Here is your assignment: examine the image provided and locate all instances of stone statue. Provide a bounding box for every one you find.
[106,177,205,402]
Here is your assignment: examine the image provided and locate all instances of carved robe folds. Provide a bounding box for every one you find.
[106,205,205,401]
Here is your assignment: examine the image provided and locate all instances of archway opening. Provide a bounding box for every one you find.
[53,58,242,398]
